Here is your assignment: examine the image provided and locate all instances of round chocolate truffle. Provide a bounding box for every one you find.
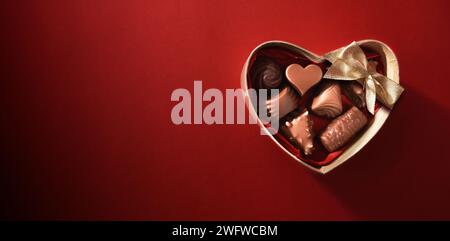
[250,57,282,89]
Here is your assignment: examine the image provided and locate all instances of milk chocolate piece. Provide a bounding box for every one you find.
[285,111,315,155]
[285,64,322,95]
[342,82,365,108]
[266,86,299,119]
[250,57,282,89]
[320,106,368,152]
[311,82,343,118]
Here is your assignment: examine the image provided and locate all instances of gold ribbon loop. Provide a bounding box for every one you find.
[323,42,404,114]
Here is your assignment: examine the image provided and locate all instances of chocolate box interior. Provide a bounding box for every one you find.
[247,45,384,167]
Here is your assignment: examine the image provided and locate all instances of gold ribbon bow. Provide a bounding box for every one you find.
[323,42,404,114]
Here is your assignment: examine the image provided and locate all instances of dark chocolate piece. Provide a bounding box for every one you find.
[320,106,368,152]
[266,86,299,119]
[250,57,282,89]
[285,64,322,95]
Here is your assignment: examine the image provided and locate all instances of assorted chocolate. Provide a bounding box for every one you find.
[251,56,371,159]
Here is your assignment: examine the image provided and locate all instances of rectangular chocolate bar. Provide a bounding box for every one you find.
[320,106,368,152]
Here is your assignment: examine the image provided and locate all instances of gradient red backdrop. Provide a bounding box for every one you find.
[1,0,450,220]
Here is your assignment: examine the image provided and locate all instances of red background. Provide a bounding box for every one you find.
[1,0,450,220]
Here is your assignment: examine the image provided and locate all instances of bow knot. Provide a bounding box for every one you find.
[323,42,404,114]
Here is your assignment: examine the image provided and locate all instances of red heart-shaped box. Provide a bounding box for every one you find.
[241,40,400,174]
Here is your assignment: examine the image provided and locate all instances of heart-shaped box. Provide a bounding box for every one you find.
[241,40,400,174]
